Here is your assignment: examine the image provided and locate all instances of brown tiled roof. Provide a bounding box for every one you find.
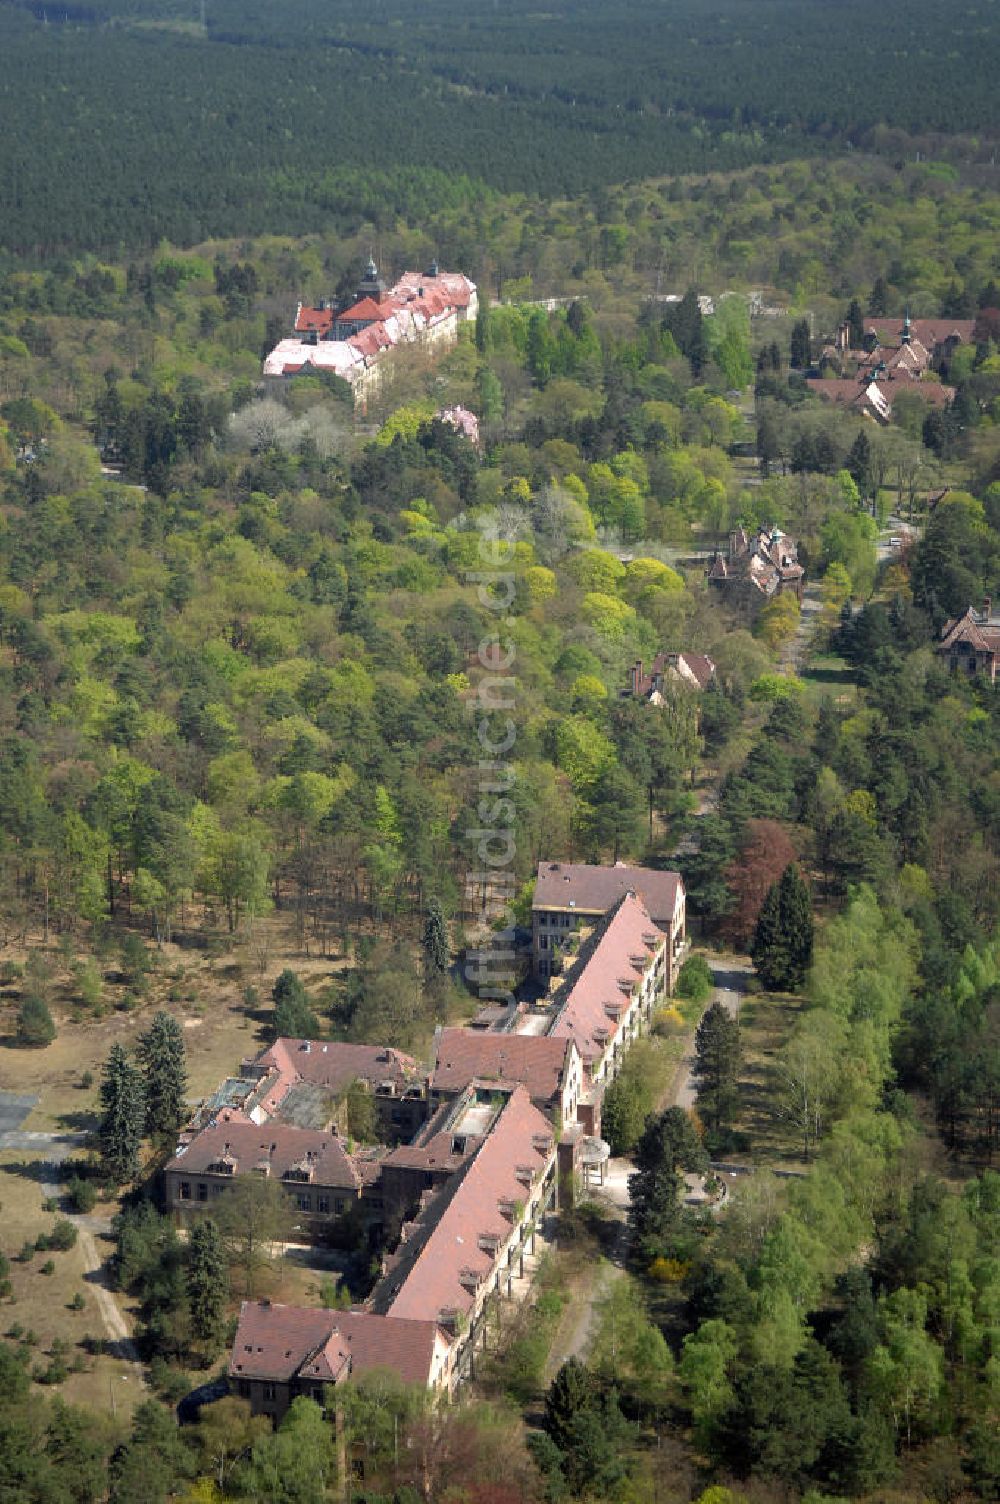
[229,1301,445,1388]
[864,318,976,348]
[253,1039,420,1117]
[230,1302,349,1384]
[676,652,717,689]
[430,1029,573,1109]
[631,651,717,697]
[549,892,662,1067]
[533,861,681,925]
[938,607,1000,656]
[377,1087,554,1325]
[164,1120,359,1191]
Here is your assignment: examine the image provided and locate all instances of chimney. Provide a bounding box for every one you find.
[985,596,993,621]
[630,660,642,695]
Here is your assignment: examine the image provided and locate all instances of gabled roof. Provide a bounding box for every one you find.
[630,652,717,698]
[431,1029,574,1108]
[938,607,1000,656]
[164,1120,360,1191]
[532,861,682,924]
[376,1087,554,1325]
[229,1301,447,1388]
[337,296,389,323]
[548,892,663,1066]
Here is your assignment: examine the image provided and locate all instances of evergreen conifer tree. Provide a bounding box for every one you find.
[846,297,866,348]
[789,318,812,369]
[628,1106,707,1257]
[751,863,814,992]
[847,429,873,501]
[186,1218,229,1353]
[16,991,56,1047]
[692,1002,742,1134]
[99,1042,146,1183]
[421,898,450,980]
[139,1010,187,1138]
[272,968,319,1039]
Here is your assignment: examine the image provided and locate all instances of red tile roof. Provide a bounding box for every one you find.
[533,861,681,926]
[549,892,663,1068]
[377,1087,554,1325]
[164,1120,360,1191]
[431,1029,573,1109]
[294,304,334,335]
[229,1300,445,1388]
[337,296,387,323]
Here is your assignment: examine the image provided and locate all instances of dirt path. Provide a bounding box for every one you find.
[781,580,823,673]
[543,1219,628,1382]
[74,1222,144,1372]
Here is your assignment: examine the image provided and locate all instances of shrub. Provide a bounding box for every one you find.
[47,1220,78,1252]
[67,1176,97,1214]
[16,1242,34,1264]
[68,1292,86,1312]
[16,992,56,1047]
[675,953,714,1005]
[40,1259,56,1276]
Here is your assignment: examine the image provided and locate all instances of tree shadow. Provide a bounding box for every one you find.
[55,1110,98,1134]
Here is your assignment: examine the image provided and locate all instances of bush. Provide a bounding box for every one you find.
[675,953,714,1005]
[39,1259,56,1276]
[47,1220,78,1252]
[68,1292,86,1312]
[67,1176,97,1215]
[16,992,56,1047]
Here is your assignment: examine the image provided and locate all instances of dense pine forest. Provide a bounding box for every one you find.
[1,1,1000,1498]
[0,0,999,253]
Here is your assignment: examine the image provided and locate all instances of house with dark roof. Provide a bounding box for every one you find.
[624,652,716,702]
[229,1300,454,1419]
[429,1028,583,1127]
[531,860,685,985]
[937,602,1000,681]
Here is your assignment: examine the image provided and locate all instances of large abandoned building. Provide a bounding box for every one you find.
[263,257,478,408]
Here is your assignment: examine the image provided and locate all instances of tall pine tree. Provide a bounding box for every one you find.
[186,1218,229,1354]
[751,863,814,992]
[421,898,449,980]
[789,318,812,369]
[139,1010,187,1138]
[693,1002,742,1134]
[99,1042,146,1184]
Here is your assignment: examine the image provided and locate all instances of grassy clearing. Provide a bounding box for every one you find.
[0,1151,143,1419]
[730,989,808,1166]
[0,917,360,1133]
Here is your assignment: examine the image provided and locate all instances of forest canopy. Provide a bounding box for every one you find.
[0,0,999,254]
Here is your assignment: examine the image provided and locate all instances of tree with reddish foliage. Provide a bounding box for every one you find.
[725,818,797,948]
[973,307,1000,346]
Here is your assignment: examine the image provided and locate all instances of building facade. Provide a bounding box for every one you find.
[531,860,686,987]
